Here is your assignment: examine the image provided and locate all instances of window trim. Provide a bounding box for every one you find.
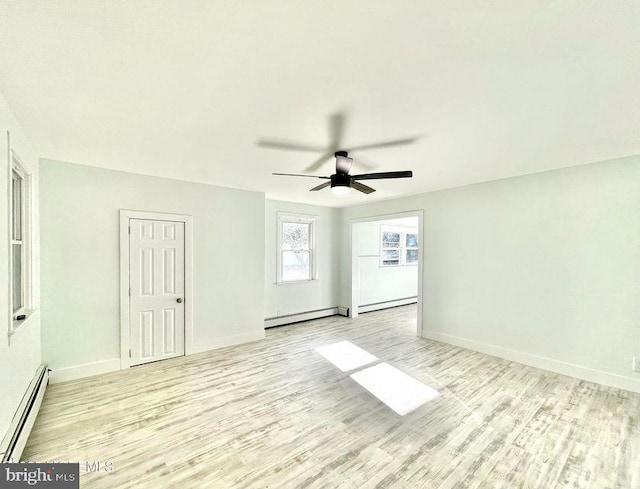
[380,225,419,268]
[8,151,34,336]
[276,212,317,284]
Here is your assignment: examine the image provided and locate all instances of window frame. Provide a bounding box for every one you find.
[276,213,317,284]
[8,151,33,335]
[380,225,419,268]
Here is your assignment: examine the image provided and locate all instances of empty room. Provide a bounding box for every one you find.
[1,1,639,488]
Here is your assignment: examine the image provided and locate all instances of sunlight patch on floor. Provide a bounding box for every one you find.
[315,339,439,415]
[315,340,379,372]
[350,362,440,415]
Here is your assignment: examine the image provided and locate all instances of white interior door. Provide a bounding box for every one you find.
[129,219,185,366]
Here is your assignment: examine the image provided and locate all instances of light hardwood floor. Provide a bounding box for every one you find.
[23,305,640,488]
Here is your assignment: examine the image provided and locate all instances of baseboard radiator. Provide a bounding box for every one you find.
[265,306,348,328]
[0,365,48,463]
[264,307,338,329]
[358,296,418,314]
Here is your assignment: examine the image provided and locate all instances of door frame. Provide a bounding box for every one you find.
[119,209,194,370]
[349,210,424,337]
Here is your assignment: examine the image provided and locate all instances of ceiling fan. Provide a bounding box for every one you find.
[260,112,417,195]
[273,151,412,195]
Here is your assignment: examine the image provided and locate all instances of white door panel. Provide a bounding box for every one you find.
[130,219,185,366]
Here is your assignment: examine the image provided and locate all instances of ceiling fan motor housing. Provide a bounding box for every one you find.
[331,172,351,189]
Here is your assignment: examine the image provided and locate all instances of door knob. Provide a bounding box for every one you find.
[176,298,183,303]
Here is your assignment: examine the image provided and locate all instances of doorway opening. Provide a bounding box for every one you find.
[349,211,423,337]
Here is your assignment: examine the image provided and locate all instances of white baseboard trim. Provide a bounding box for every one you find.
[49,358,121,384]
[359,297,417,314]
[192,330,266,354]
[50,330,267,383]
[265,307,339,328]
[422,330,640,394]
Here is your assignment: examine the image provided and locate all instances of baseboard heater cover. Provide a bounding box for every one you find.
[0,364,48,462]
[358,297,418,314]
[265,307,340,328]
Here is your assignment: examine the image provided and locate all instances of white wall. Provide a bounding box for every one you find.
[0,93,41,440]
[340,156,640,392]
[40,160,265,378]
[265,200,339,320]
[354,217,418,307]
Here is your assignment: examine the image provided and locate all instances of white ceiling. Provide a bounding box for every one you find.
[1,1,638,207]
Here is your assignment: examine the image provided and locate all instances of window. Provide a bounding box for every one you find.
[405,232,419,265]
[9,155,32,328]
[380,226,418,267]
[381,230,401,266]
[277,213,316,283]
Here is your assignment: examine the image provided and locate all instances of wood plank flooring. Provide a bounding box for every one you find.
[23,306,640,488]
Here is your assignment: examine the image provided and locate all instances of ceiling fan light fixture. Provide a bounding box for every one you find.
[331,185,351,196]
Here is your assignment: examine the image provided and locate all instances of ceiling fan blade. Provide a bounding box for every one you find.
[304,152,334,172]
[350,153,377,171]
[346,136,419,152]
[328,112,346,150]
[272,172,330,179]
[351,181,376,194]
[309,182,331,192]
[351,171,413,180]
[258,139,326,153]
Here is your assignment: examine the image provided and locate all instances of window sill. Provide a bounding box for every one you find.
[9,308,37,338]
[276,279,319,286]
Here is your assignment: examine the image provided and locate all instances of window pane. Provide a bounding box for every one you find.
[383,249,399,260]
[382,232,400,248]
[282,250,311,281]
[406,249,419,264]
[282,222,310,251]
[406,233,418,248]
[12,171,22,241]
[382,249,400,265]
[12,243,22,312]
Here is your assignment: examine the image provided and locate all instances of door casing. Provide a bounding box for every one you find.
[119,210,193,370]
